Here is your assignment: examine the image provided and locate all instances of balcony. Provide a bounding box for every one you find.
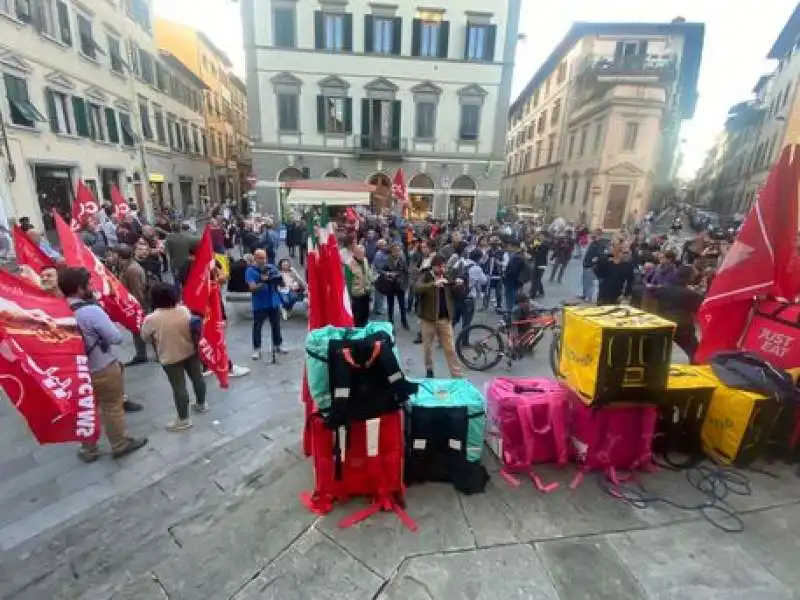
[355,135,407,158]
[579,53,677,84]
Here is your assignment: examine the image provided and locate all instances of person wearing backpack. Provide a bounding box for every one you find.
[140,283,207,432]
[59,267,147,463]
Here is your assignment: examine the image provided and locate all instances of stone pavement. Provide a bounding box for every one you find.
[2,263,800,599]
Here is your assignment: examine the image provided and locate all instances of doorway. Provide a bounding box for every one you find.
[603,184,629,229]
[34,165,74,243]
[179,179,193,215]
[100,168,122,204]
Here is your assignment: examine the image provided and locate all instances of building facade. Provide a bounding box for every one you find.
[502,19,704,229]
[155,19,248,206]
[239,0,522,222]
[0,0,212,233]
[229,74,252,210]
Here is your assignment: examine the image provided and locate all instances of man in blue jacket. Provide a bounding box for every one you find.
[580,228,607,302]
[246,249,287,359]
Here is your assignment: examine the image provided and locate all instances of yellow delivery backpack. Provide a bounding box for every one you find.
[559,305,675,405]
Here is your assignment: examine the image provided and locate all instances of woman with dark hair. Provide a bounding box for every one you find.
[140,283,207,432]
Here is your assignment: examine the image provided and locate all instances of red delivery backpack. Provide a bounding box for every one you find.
[485,377,569,493]
[300,410,416,530]
[740,299,800,369]
[568,394,657,487]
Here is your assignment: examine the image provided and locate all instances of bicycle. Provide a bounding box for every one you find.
[455,307,563,375]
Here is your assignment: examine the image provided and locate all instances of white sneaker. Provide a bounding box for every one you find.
[251,350,262,361]
[192,403,210,413]
[229,364,250,377]
[166,418,192,432]
[275,346,290,354]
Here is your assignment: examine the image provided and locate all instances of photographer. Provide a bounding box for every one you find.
[245,249,287,360]
[415,254,462,379]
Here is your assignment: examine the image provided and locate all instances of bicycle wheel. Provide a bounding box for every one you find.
[549,327,563,379]
[456,324,505,371]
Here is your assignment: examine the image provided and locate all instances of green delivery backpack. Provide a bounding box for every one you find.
[405,378,489,494]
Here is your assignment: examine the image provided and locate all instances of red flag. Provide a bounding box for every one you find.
[12,225,55,271]
[182,227,229,388]
[392,168,408,207]
[696,145,800,363]
[54,211,143,334]
[321,229,353,327]
[110,185,130,221]
[0,269,100,444]
[72,180,101,230]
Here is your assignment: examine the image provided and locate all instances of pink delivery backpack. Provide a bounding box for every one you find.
[568,393,657,487]
[485,377,569,493]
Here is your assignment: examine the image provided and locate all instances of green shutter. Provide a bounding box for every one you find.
[411,19,421,56]
[57,1,72,45]
[72,97,89,137]
[343,13,353,51]
[314,11,323,49]
[105,107,119,143]
[485,25,497,62]
[344,97,352,133]
[391,17,402,55]
[364,15,373,53]
[463,26,470,59]
[45,89,58,132]
[360,98,370,147]
[316,95,326,133]
[439,21,450,59]
[391,100,401,150]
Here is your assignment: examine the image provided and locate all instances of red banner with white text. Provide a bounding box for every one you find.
[12,225,55,272]
[72,180,101,230]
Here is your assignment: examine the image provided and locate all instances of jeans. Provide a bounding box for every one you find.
[459,297,476,329]
[351,294,371,327]
[252,307,282,350]
[162,354,206,420]
[279,290,301,310]
[407,288,418,312]
[504,282,518,313]
[387,291,409,327]
[532,267,545,298]
[484,278,503,310]
[373,291,386,314]
[581,267,596,301]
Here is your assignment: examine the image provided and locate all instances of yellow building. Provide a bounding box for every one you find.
[155,18,248,208]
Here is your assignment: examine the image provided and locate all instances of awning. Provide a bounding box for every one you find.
[284,179,375,206]
[149,173,166,183]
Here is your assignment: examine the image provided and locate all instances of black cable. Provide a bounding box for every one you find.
[596,463,751,533]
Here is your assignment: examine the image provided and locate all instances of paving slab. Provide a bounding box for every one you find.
[736,503,800,594]
[232,528,384,600]
[536,537,647,600]
[606,521,792,599]
[378,544,560,600]
[316,482,477,577]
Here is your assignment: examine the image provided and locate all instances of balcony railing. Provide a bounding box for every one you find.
[356,134,407,156]
[579,53,677,82]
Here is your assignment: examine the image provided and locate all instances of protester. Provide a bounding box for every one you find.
[140,283,207,432]
[595,245,635,305]
[382,242,410,330]
[345,244,373,327]
[484,236,505,310]
[114,245,150,365]
[459,249,488,330]
[246,249,286,359]
[530,233,549,298]
[58,267,147,462]
[277,258,306,316]
[580,228,606,301]
[651,265,704,364]
[549,234,573,284]
[38,265,61,296]
[415,255,462,378]
[164,223,198,281]
[503,240,527,312]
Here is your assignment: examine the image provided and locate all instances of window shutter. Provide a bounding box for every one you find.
[105,108,119,143]
[360,98,370,145]
[438,21,450,59]
[343,13,353,51]
[45,89,58,132]
[57,1,72,45]
[316,95,326,133]
[390,100,401,150]
[364,15,374,53]
[314,11,324,49]
[344,97,352,133]
[485,25,497,61]
[463,25,470,59]
[72,97,88,137]
[411,19,421,56]
[391,17,402,55]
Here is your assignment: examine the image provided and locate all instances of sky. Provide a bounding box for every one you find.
[154,0,798,179]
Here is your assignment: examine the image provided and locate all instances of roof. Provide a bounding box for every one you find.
[768,3,800,59]
[158,51,208,90]
[510,20,705,119]
[197,31,233,67]
[229,74,247,93]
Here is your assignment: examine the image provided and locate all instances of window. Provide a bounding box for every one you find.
[119,112,135,146]
[536,112,546,134]
[547,133,555,163]
[317,95,348,134]
[465,23,495,61]
[209,130,216,156]
[56,1,71,45]
[534,140,542,167]
[622,122,639,151]
[551,99,561,125]
[578,126,588,156]
[414,19,446,58]
[72,97,89,136]
[181,123,189,151]
[77,14,98,59]
[37,0,57,37]
[569,177,579,204]
[583,178,592,205]
[277,92,299,131]
[191,125,200,153]
[166,117,175,148]
[459,104,480,141]
[371,17,394,54]
[273,7,295,48]
[139,49,154,85]
[556,61,567,83]
[415,101,436,139]
[593,122,603,152]
[153,105,166,143]
[108,36,125,74]
[323,13,344,51]
[87,102,104,141]
[138,99,152,140]
[4,74,45,127]
[104,107,119,143]
[544,77,550,97]
[567,132,575,158]
[128,41,140,76]
[45,89,70,134]
[559,177,568,203]
[126,0,151,33]
[532,89,539,107]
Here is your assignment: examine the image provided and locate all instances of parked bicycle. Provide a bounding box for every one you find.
[455,307,563,375]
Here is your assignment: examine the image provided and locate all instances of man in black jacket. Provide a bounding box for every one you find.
[595,246,635,305]
[651,266,703,363]
[580,228,606,301]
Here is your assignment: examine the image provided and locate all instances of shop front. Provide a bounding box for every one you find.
[448,175,477,223]
[34,164,74,242]
[408,173,434,221]
[150,173,167,211]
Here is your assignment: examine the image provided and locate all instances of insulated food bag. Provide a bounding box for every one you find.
[740,299,800,370]
[485,377,569,489]
[405,379,489,494]
[559,305,675,405]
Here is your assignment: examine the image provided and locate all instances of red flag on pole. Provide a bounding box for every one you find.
[54,210,144,334]
[182,227,229,388]
[392,168,408,204]
[696,145,800,363]
[12,225,55,272]
[0,269,100,445]
[72,180,101,230]
[110,184,130,221]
